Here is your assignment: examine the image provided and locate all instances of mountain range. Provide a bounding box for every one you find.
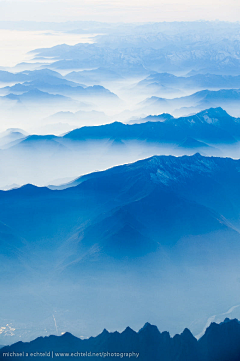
[1,81,118,100]
[2,107,240,188]
[65,67,126,85]
[0,128,27,148]
[2,152,240,268]
[0,69,65,84]
[137,73,240,94]
[0,68,121,123]
[62,107,239,144]
[1,154,240,342]
[4,89,72,104]
[3,21,240,345]
[1,318,240,361]
[139,89,240,117]
[28,22,240,74]
[10,107,240,148]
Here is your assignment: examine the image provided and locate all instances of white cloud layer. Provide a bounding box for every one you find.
[0,0,240,22]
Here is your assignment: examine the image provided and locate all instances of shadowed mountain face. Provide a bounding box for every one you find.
[1,319,240,361]
[2,152,240,254]
[2,153,240,263]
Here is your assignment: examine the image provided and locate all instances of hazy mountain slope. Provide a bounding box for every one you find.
[178,137,211,149]
[65,67,125,85]
[0,69,66,84]
[4,89,72,104]
[137,73,240,92]
[0,129,27,148]
[0,70,28,83]
[1,154,240,342]
[140,89,240,116]
[2,82,118,100]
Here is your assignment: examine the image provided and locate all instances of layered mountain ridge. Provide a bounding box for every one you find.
[10,107,240,148]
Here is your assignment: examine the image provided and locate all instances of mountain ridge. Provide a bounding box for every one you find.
[5,107,239,153]
[1,319,240,361]
[139,89,240,116]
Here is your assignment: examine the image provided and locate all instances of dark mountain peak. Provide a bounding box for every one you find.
[138,323,161,337]
[139,322,159,332]
[192,152,204,159]
[181,328,196,341]
[60,331,76,339]
[19,183,38,190]
[224,317,231,323]
[221,318,240,326]
[7,183,51,196]
[142,322,153,329]
[92,328,110,342]
[172,329,197,352]
[202,318,240,339]
[122,326,136,336]
[100,328,109,335]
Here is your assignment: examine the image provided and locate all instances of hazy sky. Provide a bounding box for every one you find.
[0,0,240,22]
